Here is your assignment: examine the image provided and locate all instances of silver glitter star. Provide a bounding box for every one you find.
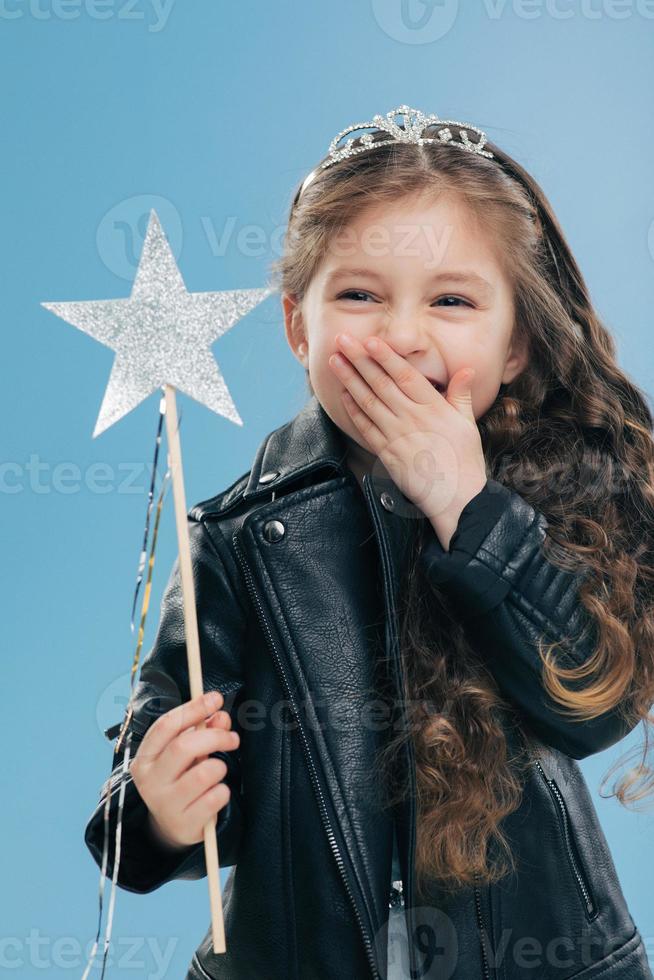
[41,209,272,437]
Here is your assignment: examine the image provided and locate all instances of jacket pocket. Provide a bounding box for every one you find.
[534,759,598,921]
[559,928,652,980]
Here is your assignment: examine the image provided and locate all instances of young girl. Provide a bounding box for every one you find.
[85,105,654,980]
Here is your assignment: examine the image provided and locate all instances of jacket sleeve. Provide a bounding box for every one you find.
[84,514,248,894]
[419,479,639,760]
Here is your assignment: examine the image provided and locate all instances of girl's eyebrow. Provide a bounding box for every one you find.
[324,266,495,298]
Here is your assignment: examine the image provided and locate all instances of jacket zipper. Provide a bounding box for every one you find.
[232,529,381,980]
[365,481,495,980]
[362,479,421,980]
[474,881,492,980]
[534,760,596,918]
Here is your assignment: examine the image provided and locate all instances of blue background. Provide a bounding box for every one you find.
[2,1,653,976]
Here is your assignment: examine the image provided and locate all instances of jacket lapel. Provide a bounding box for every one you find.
[241,395,350,502]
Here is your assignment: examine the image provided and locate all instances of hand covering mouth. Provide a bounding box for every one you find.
[426,376,447,393]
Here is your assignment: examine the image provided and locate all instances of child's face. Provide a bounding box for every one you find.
[282,190,528,470]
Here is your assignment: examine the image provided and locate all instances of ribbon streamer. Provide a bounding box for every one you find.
[129,388,168,634]
[81,390,183,980]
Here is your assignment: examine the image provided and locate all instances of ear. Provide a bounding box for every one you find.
[281,293,308,366]
[501,331,529,386]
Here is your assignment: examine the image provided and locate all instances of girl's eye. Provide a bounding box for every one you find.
[337,290,472,308]
[433,296,472,308]
[338,290,375,302]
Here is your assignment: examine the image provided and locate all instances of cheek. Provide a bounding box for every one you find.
[307,329,357,391]
[306,343,347,410]
[449,340,501,389]
[309,342,337,388]
[472,376,503,420]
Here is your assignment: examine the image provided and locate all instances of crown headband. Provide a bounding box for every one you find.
[298,104,494,199]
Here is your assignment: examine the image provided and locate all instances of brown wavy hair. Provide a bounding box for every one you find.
[268,121,654,896]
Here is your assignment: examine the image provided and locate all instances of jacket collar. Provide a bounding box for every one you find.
[242,394,351,501]
[241,394,425,531]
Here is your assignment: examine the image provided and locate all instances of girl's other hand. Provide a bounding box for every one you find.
[129,690,240,851]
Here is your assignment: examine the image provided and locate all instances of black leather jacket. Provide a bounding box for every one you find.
[85,394,653,980]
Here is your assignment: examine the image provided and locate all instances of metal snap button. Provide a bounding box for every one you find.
[263,519,285,543]
[380,491,395,512]
[259,470,280,484]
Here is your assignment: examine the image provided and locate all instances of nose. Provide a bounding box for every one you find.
[373,319,445,380]
[374,319,431,362]
[375,317,423,354]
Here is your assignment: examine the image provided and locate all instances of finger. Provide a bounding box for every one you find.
[136,690,224,766]
[207,709,233,729]
[185,776,232,825]
[177,756,231,813]
[165,724,240,783]
[186,707,232,734]
[445,368,476,417]
[361,336,439,404]
[341,389,386,453]
[329,344,399,429]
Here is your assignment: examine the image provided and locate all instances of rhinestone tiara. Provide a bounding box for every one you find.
[298,104,494,198]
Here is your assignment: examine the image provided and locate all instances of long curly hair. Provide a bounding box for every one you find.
[268,121,654,896]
